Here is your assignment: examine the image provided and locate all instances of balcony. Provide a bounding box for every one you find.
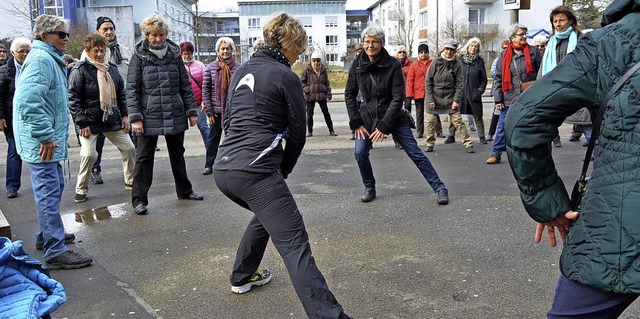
[468,23,499,34]
[463,0,497,3]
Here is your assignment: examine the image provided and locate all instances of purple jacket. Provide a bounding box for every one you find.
[202,58,240,116]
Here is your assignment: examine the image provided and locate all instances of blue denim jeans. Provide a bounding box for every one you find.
[547,275,638,319]
[354,124,446,192]
[492,106,509,157]
[5,137,22,192]
[28,162,68,260]
[196,106,210,149]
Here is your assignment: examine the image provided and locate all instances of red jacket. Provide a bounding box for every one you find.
[405,59,432,99]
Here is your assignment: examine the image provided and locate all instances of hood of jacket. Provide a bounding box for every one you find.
[601,0,640,26]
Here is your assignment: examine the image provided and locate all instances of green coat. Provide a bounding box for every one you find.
[505,0,640,294]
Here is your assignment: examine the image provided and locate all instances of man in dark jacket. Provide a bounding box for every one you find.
[506,0,640,316]
[345,25,449,204]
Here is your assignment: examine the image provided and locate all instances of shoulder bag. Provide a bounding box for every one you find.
[570,60,640,210]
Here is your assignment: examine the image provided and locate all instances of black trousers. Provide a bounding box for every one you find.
[214,169,350,319]
[306,100,334,133]
[131,132,194,206]
[204,114,223,169]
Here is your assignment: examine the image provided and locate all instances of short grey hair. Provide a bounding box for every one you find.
[216,37,235,53]
[10,37,32,52]
[32,14,69,40]
[140,14,170,37]
[252,39,265,53]
[361,25,385,47]
[508,23,528,38]
[532,34,548,45]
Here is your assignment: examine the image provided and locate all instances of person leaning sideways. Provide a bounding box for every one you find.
[301,51,337,137]
[0,37,31,199]
[345,25,449,204]
[212,12,352,319]
[127,14,203,215]
[180,41,209,151]
[68,34,135,203]
[506,1,640,317]
[425,38,475,154]
[201,37,240,176]
[487,23,541,164]
[13,14,92,269]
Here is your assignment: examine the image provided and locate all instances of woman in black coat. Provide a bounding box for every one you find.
[459,37,488,144]
[127,14,202,215]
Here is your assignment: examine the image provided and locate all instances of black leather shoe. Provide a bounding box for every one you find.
[329,131,338,136]
[306,132,313,137]
[466,146,475,154]
[134,203,148,215]
[203,167,213,175]
[360,189,376,202]
[437,188,449,205]
[437,133,446,138]
[425,146,434,152]
[180,192,204,201]
[6,190,17,199]
[444,136,455,144]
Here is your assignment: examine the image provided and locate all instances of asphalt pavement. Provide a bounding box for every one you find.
[1,99,639,319]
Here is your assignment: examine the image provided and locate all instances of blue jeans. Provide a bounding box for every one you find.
[5,137,22,192]
[492,106,509,157]
[547,275,638,318]
[197,107,210,149]
[354,124,445,192]
[28,162,67,260]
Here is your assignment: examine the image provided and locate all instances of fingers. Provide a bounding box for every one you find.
[547,225,557,247]
[535,223,544,243]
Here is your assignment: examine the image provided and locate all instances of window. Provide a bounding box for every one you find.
[248,18,261,29]
[300,17,312,28]
[248,37,259,46]
[308,36,313,48]
[469,8,485,25]
[44,0,64,16]
[325,16,338,28]
[420,11,428,28]
[326,53,338,63]
[326,35,338,46]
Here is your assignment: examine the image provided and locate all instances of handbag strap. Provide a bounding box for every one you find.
[577,60,640,182]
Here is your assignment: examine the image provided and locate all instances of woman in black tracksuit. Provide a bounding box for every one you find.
[212,13,351,319]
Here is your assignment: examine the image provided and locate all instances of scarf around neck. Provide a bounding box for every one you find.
[147,41,168,59]
[463,53,479,64]
[440,52,455,61]
[501,43,533,92]
[108,35,124,65]
[87,57,117,122]
[541,27,578,76]
[216,56,235,102]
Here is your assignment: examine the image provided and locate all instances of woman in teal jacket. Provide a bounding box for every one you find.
[506,0,640,316]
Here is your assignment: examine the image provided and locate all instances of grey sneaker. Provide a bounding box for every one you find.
[45,250,93,269]
[231,269,272,294]
[90,170,103,184]
[36,232,76,250]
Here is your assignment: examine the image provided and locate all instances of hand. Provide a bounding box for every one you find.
[121,116,130,134]
[131,121,144,135]
[208,115,216,125]
[452,101,459,110]
[535,210,580,247]
[0,118,5,131]
[428,102,435,110]
[189,115,198,126]
[496,103,505,111]
[354,125,370,140]
[369,128,385,143]
[201,102,205,113]
[38,141,58,162]
[79,127,91,138]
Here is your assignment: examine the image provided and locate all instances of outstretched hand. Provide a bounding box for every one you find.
[535,210,580,247]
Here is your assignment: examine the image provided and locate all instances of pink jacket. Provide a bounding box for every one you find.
[183,59,206,106]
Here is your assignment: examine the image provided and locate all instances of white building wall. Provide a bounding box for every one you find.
[369,0,421,57]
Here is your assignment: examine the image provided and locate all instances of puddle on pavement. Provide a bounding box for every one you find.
[68,202,129,226]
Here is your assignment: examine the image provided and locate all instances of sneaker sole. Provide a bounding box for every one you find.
[46,260,93,270]
[74,197,87,203]
[231,275,272,294]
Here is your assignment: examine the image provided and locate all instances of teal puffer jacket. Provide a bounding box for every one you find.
[505,0,640,294]
[12,40,69,164]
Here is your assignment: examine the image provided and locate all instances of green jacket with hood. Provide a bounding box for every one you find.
[505,0,640,294]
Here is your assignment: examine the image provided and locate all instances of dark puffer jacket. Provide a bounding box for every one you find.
[68,60,127,133]
[425,56,463,115]
[344,47,409,134]
[202,58,240,116]
[459,55,487,116]
[127,39,197,136]
[505,0,640,294]
[0,58,16,138]
[300,64,332,102]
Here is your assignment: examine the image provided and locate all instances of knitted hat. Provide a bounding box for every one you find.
[96,16,115,30]
[418,43,429,53]
[0,44,6,51]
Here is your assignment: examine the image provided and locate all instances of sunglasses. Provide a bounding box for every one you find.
[47,31,70,39]
[419,50,428,54]
[398,51,406,54]
[311,59,321,62]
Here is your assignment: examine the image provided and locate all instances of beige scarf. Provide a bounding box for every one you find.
[87,57,117,122]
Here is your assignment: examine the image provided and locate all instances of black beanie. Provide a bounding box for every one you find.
[96,17,115,30]
[418,43,429,53]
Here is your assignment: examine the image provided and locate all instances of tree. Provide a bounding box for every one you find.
[164,0,206,59]
[564,0,610,29]
[428,16,466,53]
[389,7,418,56]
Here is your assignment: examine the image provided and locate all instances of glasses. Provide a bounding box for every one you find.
[14,50,29,55]
[0,50,6,53]
[418,50,428,54]
[536,45,546,49]
[311,59,321,62]
[47,31,70,39]
[514,32,527,38]
[444,48,456,51]
[398,51,406,54]
[363,40,381,46]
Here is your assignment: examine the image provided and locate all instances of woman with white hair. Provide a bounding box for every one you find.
[300,51,336,136]
[127,14,203,215]
[458,37,488,144]
[201,36,240,175]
